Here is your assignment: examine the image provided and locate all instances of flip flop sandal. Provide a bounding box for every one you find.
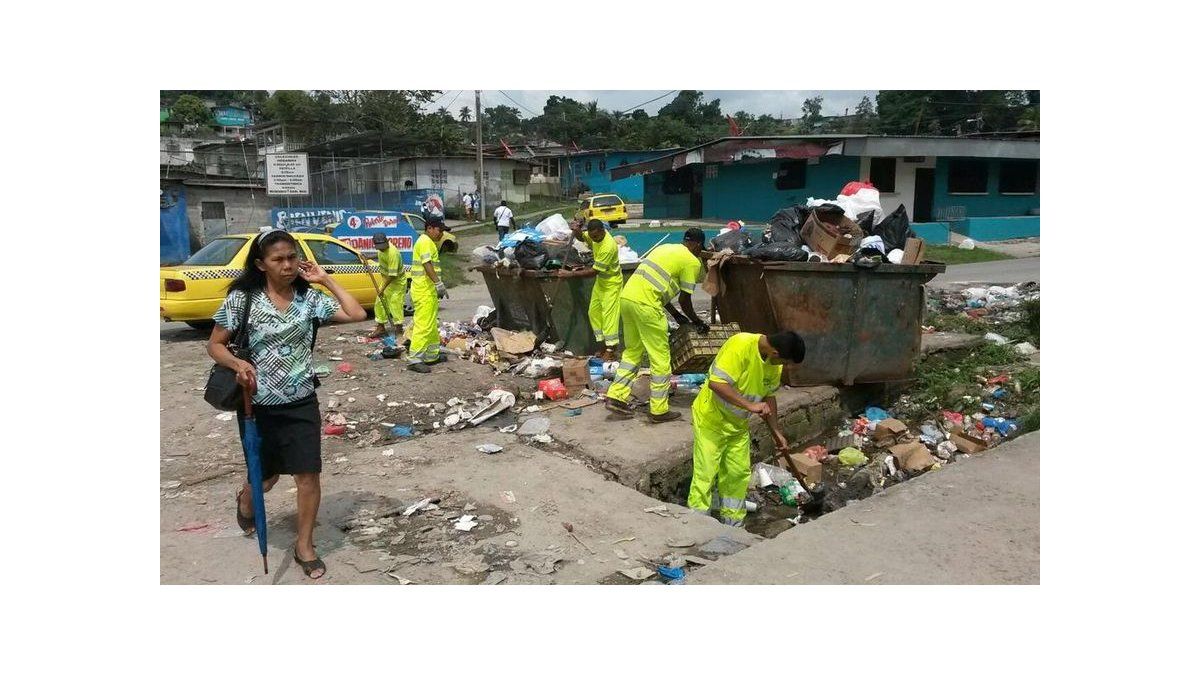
[235,488,255,534]
[294,550,327,579]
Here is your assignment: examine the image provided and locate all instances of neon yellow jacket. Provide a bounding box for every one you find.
[620,243,702,307]
[693,333,782,431]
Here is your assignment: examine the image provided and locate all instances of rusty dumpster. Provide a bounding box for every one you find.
[476,263,638,355]
[713,258,945,386]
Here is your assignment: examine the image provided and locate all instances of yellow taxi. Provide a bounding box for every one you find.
[575,193,628,226]
[160,232,383,329]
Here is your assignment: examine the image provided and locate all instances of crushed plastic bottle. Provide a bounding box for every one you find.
[779,479,810,507]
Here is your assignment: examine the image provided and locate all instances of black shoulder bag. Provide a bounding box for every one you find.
[203,291,255,411]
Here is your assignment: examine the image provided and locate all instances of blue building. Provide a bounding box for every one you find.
[561,149,680,202]
[612,135,1040,241]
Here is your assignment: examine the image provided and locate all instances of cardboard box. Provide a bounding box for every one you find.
[901,237,927,265]
[561,358,592,393]
[950,431,989,454]
[872,418,908,446]
[889,441,936,471]
[780,452,823,487]
[801,211,864,258]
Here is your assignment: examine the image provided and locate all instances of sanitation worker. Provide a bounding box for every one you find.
[605,227,708,423]
[367,232,405,340]
[406,217,451,373]
[688,330,806,526]
[559,218,623,361]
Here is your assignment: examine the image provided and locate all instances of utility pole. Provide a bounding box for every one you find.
[475,90,484,221]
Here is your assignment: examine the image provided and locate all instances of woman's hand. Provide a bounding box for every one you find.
[298,260,331,286]
[234,360,257,394]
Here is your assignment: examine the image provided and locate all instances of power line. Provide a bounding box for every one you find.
[617,90,678,115]
[496,90,539,117]
[443,90,464,110]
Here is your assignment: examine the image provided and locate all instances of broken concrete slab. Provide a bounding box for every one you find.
[921,332,986,356]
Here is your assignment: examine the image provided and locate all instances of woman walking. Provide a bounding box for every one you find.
[207,230,367,579]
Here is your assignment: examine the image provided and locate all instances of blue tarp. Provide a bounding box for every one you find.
[160,188,191,265]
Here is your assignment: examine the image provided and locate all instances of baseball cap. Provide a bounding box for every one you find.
[682,227,706,245]
[372,232,388,245]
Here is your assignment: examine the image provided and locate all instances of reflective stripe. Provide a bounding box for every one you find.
[718,398,752,419]
[650,374,671,384]
[680,281,696,292]
[635,268,666,293]
[619,360,637,371]
[640,258,671,280]
[612,372,637,387]
[718,496,745,511]
[709,365,735,383]
[650,389,669,400]
[420,254,433,263]
[719,516,745,526]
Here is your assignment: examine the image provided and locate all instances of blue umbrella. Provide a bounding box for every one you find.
[241,389,269,573]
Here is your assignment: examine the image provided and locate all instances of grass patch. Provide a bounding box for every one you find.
[514,198,580,219]
[438,252,474,288]
[930,312,988,335]
[994,298,1040,346]
[925,245,1013,265]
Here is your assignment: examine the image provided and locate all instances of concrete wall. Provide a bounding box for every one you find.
[700,155,861,221]
[404,157,532,210]
[562,150,675,202]
[932,157,1039,218]
[178,184,268,249]
[911,216,1040,242]
[857,155,937,217]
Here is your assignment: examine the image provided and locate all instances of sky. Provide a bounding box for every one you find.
[426,90,878,120]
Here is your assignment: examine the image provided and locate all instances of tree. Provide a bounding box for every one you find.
[876,90,1034,136]
[171,94,211,126]
[482,104,524,142]
[458,106,472,123]
[797,95,823,133]
[845,95,879,133]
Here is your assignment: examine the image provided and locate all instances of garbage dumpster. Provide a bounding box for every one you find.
[713,258,945,386]
[476,263,638,355]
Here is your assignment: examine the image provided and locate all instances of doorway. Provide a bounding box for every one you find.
[913,169,934,222]
[689,169,703,219]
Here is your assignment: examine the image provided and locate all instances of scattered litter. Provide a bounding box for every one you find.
[610,536,636,544]
[564,408,581,417]
[501,491,517,503]
[1015,342,1038,356]
[643,505,671,517]
[323,424,347,436]
[381,449,395,457]
[684,556,714,566]
[468,390,516,426]
[336,363,354,374]
[403,498,432,517]
[864,572,884,583]
[531,434,552,443]
[215,412,235,422]
[177,522,216,534]
[523,405,542,413]
[476,443,504,455]
[386,401,400,407]
[516,416,551,436]
[510,553,563,575]
[505,540,518,548]
[391,426,413,437]
[666,538,695,548]
[658,565,686,582]
[385,573,413,584]
[453,515,480,532]
[334,390,349,396]
[983,332,1010,345]
[619,567,655,581]
[500,424,518,433]
[838,448,868,467]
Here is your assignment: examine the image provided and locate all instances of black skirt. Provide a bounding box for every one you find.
[236,394,321,478]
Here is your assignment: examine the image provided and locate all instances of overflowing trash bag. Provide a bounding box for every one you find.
[743,242,813,262]
[869,204,915,252]
[513,239,549,270]
[471,245,500,265]
[709,228,755,254]
[764,205,810,245]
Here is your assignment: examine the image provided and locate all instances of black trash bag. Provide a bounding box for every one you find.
[764,205,810,245]
[709,229,753,253]
[513,239,549,270]
[874,204,914,252]
[744,242,811,262]
[813,203,846,219]
[855,210,875,234]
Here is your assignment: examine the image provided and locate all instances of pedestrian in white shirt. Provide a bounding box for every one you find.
[493,200,514,240]
[462,193,474,221]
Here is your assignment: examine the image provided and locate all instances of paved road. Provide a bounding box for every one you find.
[929,256,1039,288]
[691,431,1041,584]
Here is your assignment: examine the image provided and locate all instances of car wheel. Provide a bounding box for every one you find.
[185,320,214,331]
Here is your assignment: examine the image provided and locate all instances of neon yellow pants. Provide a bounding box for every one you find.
[588,274,622,348]
[605,298,671,415]
[686,409,751,525]
[374,280,406,328]
[408,283,441,365]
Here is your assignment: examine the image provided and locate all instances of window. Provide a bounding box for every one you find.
[431,168,448,188]
[580,199,591,209]
[406,214,426,231]
[948,159,989,194]
[998,161,1038,194]
[774,161,807,190]
[307,240,362,265]
[599,159,607,172]
[513,169,531,185]
[592,195,621,207]
[869,158,897,193]
[585,161,592,173]
[705,164,719,179]
[201,201,226,220]
[184,237,246,266]
[547,160,559,178]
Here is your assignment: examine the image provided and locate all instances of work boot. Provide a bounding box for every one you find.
[407,363,432,374]
[367,325,387,339]
[605,398,634,419]
[649,410,682,424]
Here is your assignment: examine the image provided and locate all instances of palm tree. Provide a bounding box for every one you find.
[459,106,471,123]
